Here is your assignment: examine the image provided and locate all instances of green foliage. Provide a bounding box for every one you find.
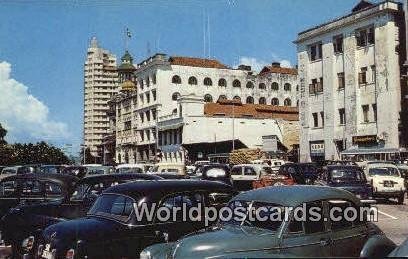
[0,123,7,145]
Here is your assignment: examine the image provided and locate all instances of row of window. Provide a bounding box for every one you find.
[172,75,293,91]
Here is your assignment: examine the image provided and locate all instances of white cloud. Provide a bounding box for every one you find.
[0,61,70,142]
[235,56,293,72]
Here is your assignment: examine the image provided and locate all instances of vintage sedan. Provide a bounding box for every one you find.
[278,163,319,184]
[315,165,373,200]
[1,173,161,258]
[252,168,295,189]
[38,180,236,259]
[141,185,382,258]
[230,164,274,191]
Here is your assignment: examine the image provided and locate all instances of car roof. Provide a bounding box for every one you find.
[366,163,398,168]
[326,165,362,170]
[1,172,79,185]
[104,180,234,201]
[232,185,360,207]
[78,173,162,185]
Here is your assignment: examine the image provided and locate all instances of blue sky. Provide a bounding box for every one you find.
[0,0,370,153]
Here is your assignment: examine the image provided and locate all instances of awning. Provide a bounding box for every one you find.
[341,148,400,155]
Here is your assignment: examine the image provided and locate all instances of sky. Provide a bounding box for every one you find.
[0,0,376,154]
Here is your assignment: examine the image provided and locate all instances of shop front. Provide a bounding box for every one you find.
[310,141,325,162]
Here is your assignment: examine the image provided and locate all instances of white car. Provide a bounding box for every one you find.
[230,164,274,191]
[364,162,406,204]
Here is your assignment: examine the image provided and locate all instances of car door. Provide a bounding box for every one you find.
[327,199,369,257]
[0,179,19,217]
[280,201,332,257]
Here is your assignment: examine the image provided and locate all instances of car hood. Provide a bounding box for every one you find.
[172,224,279,258]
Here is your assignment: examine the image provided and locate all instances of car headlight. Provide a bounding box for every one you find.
[140,250,152,259]
[22,235,35,251]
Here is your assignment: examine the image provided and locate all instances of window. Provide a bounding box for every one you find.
[312,113,318,128]
[218,78,227,87]
[45,182,63,198]
[259,83,266,90]
[362,105,369,123]
[188,76,197,85]
[271,98,279,106]
[338,72,345,89]
[333,35,343,53]
[309,79,317,94]
[271,82,279,91]
[357,27,375,47]
[246,82,254,88]
[320,112,324,127]
[232,79,241,88]
[284,98,292,106]
[339,108,346,125]
[259,97,266,105]
[304,201,325,234]
[246,96,254,104]
[244,167,257,176]
[231,167,242,175]
[218,95,227,101]
[21,180,42,197]
[172,92,181,101]
[89,194,135,222]
[233,96,241,102]
[160,193,203,221]
[152,90,157,101]
[329,200,353,230]
[310,42,322,61]
[172,75,181,84]
[371,65,376,83]
[204,94,213,103]
[203,77,212,86]
[372,103,377,122]
[317,77,323,92]
[152,73,156,84]
[359,67,367,84]
[0,180,17,197]
[284,83,291,91]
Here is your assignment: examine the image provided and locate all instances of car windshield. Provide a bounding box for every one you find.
[369,167,400,177]
[220,200,285,232]
[88,193,137,223]
[330,169,365,182]
[204,167,227,177]
[116,167,143,174]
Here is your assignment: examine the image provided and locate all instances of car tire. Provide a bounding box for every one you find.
[398,194,404,205]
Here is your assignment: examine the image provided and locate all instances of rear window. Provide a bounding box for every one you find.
[88,194,136,222]
[330,169,365,182]
[369,167,400,177]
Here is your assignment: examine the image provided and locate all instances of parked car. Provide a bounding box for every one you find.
[230,164,274,191]
[115,164,145,174]
[38,180,236,259]
[142,185,382,258]
[0,166,18,180]
[315,165,373,200]
[150,163,186,175]
[61,166,88,178]
[40,165,67,174]
[252,167,295,189]
[278,163,319,184]
[364,162,406,204]
[1,173,162,258]
[84,165,114,175]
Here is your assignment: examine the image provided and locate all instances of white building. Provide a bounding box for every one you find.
[157,95,299,163]
[295,0,406,162]
[112,53,299,164]
[83,37,118,157]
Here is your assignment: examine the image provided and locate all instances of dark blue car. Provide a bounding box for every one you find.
[316,165,373,200]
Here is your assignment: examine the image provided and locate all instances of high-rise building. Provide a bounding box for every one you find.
[83,37,118,158]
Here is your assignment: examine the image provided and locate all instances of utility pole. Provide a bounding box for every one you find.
[232,103,235,151]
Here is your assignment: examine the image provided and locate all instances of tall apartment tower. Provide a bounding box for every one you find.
[83,37,118,158]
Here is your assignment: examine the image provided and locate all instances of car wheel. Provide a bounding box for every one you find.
[398,194,404,205]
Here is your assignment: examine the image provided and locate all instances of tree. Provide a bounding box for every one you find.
[0,123,7,145]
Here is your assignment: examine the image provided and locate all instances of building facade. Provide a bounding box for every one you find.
[83,37,119,158]
[111,53,299,164]
[296,0,406,162]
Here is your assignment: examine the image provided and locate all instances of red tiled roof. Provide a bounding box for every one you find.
[169,56,229,69]
[204,102,299,121]
[259,66,298,76]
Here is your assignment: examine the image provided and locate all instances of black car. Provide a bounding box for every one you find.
[278,163,319,184]
[38,180,236,259]
[1,173,162,258]
[315,165,373,200]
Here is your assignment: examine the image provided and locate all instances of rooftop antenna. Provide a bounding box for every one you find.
[124,27,131,51]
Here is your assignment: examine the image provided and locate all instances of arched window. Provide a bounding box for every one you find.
[296,85,299,91]
[246,82,254,89]
[152,73,156,84]
[146,77,150,87]
[172,75,181,84]
[233,79,241,88]
[218,95,227,102]
[259,83,266,90]
[233,96,241,102]
[271,98,279,106]
[284,98,292,106]
[271,82,279,91]
[188,76,197,85]
[204,94,213,103]
[218,78,227,87]
[259,97,266,105]
[246,96,254,104]
[203,77,212,86]
[172,92,181,101]
[284,83,291,91]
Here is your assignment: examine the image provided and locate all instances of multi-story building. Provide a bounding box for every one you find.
[83,37,119,158]
[111,52,299,164]
[295,0,406,162]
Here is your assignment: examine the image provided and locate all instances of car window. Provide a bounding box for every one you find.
[244,167,257,176]
[71,183,90,201]
[243,202,285,232]
[2,169,16,175]
[303,201,325,234]
[21,180,43,197]
[330,169,365,182]
[88,194,135,222]
[207,192,234,207]
[0,180,18,197]
[231,167,242,176]
[45,182,63,198]
[329,200,353,230]
[159,193,203,221]
[369,167,400,177]
[205,168,227,177]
